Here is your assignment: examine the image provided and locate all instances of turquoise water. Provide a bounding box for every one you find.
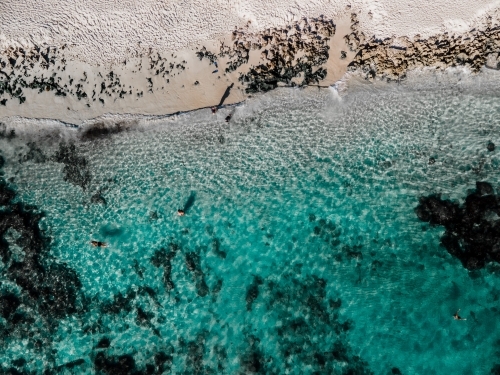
[1,70,500,374]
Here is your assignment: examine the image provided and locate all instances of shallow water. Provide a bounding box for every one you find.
[1,69,500,374]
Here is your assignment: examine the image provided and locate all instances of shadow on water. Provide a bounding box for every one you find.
[99,223,124,237]
[183,192,196,212]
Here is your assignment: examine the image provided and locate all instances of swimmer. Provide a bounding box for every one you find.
[211,106,218,114]
[177,209,185,216]
[225,114,232,122]
[453,309,466,321]
[91,240,107,247]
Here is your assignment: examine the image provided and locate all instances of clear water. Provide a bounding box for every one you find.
[1,69,500,374]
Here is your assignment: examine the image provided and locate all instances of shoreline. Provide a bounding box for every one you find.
[3,66,500,139]
[1,6,500,124]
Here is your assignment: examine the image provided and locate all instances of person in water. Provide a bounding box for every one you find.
[211,106,218,114]
[453,309,466,320]
[177,209,185,216]
[91,240,107,247]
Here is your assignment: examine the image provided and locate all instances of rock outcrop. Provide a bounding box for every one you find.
[348,17,500,80]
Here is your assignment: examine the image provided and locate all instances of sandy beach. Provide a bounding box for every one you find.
[1,0,500,124]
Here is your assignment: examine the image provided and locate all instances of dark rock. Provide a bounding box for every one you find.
[52,143,91,190]
[246,276,263,311]
[415,194,460,226]
[101,290,136,315]
[91,191,107,205]
[94,352,137,375]
[416,182,500,270]
[0,178,16,206]
[22,142,46,163]
[211,238,227,258]
[79,121,131,141]
[151,243,179,291]
[11,358,26,368]
[0,293,21,319]
[488,142,495,152]
[185,252,209,296]
[57,358,85,371]
[97,337,111,348]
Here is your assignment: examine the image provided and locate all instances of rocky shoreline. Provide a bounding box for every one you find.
[1,12,500,122]
[347,16,500,80]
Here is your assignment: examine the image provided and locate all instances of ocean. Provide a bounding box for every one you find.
[1,68,500,374]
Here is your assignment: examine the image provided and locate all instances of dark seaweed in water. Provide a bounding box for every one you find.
[21,142,46,163]
[416,181,500,270]
[150,243,179,292]
[211,238,226,259]
[253,273,371,374]
[185,252,209,297]
[79,121,132,141]
[0,159,86,371]
[52,142,91,190]
[246,275,263,311]
[0,176,83,319]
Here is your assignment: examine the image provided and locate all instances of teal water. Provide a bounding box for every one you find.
[1,70,500,374]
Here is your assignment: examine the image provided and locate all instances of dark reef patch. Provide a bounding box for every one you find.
[239,273,371,374]
[0,157,87,371]
[79,121,135,141]
[185,252,209,297]
[150,243,179,292]
[245,275,263,311]
[52,142,91,190]
[211,238,226,259]
[416,181,500,270]
[97,337,111,349]
[21,142,46,163]
[0,176,84,319]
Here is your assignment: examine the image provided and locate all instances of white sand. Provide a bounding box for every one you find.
[1,1,500,123]
[1,0,497,63]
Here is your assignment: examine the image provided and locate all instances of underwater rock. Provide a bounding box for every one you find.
[91,191,107,205]
[94,352,137,375]
[241,336,265,374]
[488,142,496,152]
[240,273,372,374]
[22,142,46,163]
[185,252,209,297]
[211,238,226,259]
[0,179,16,206]
[0,177,84,318]
[79,121,134,141]
[245,275,263,311]
[416,181,500,270]
[0,293,21,320]
[52,142,91,190]
[151,243,179,292]
[182,334,207,374]
[97,337,111,348]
